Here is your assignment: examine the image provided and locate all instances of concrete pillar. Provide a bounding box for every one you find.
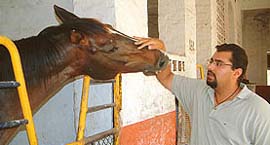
[159,0,197,78]
[196,0,213,69]
[224,0,242,45]
[159,0,196,144]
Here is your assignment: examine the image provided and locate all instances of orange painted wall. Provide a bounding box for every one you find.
[119,111,176,145]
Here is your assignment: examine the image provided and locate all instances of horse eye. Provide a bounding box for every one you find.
[109,46,118,52]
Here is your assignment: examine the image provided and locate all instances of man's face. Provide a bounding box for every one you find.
[206,51,234,89]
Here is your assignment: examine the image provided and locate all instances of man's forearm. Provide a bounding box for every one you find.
[156,64,174,91]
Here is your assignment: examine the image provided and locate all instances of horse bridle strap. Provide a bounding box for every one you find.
[108,27,138,42]
[107,26,168,55]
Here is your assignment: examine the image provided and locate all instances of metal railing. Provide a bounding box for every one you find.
[0,36,38,145]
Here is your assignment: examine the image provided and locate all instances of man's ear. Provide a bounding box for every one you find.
[233,68,243,79]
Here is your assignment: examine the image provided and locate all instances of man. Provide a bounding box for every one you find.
[134,37,270,145]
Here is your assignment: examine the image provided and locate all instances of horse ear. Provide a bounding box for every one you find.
[54,5,79,23]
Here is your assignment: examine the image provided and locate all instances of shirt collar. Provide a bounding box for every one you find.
[235,83,250,99]
[207,83,250,101]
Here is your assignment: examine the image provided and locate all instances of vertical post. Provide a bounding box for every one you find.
[0,36,38,145]
[76,75,91,142]
[113,74,122,145]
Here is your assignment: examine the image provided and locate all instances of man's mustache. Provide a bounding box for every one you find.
[207,70,215,76]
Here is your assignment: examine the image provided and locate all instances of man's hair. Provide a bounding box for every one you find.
[216,43,248,84]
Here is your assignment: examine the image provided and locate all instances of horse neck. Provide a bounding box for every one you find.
[0,34,82,109]
[18,35,76,83]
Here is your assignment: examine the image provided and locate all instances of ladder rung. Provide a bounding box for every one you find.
[91,79,115,84]
[88,103,115,113]
[0,81,20,89]
[83,128,118,144]
[0,119,28,129]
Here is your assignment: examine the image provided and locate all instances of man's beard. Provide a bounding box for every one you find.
[206,70,217,89]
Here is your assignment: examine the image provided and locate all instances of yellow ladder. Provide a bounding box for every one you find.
[0,36,38,145]
[67,74,121,145]
[196,64,205,80]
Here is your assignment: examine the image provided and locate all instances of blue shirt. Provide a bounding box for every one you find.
[172,75,270,145]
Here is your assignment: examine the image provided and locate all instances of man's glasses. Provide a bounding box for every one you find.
[207,59,233,67]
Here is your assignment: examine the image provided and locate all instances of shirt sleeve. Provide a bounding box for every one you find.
[171,75,206,115]
[252,99,270,145]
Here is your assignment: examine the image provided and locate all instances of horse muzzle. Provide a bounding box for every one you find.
[143,52,169,76]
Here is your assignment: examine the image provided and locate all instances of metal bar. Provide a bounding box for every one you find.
[0,36,38,145]
[76,76,91,141]
[66,128,118,145]
[113,74,122,145]
[0,81,20,89]
[84,128,118,144]
[87,103,115,113]
[66,140,83,145]
[0,119,28,129]
[196,64,205,80]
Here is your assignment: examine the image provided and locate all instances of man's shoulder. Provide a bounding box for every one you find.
[172,75,210,98]
[173,75,206,87]
[242,87,270,117]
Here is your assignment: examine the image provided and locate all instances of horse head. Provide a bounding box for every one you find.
[53,5,169,80]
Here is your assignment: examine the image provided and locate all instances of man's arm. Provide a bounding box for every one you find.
[156,64,174,91]
[134,37,174,90]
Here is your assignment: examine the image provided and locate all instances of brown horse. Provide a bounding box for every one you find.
[0,5,169,144]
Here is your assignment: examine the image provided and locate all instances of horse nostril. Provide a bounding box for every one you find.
[159,59,166,68]
[158,55,169,69]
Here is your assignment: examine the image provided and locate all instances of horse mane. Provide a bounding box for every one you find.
[0,35,65,86]
[39,18,111,37]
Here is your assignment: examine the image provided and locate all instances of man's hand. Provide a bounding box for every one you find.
[134,36,173,90]
[133,36,166,51]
